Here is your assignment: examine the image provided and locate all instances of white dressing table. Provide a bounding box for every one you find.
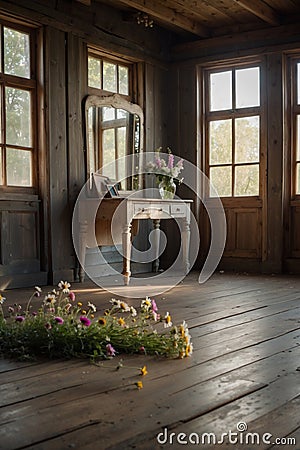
[78,197,192,285]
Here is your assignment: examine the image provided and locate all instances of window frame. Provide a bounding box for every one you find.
[203,60,264,200]
[290,57,300,198]
[0,19,37,193]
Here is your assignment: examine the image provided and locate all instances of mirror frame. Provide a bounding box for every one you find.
[84,93,144,189]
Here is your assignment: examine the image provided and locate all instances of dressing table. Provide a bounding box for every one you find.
[78,196,192,285]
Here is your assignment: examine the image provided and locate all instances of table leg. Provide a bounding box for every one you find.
[79,221,88,282]
[122,222,132,285]
[182,217,191,274]
[152,218,161,272]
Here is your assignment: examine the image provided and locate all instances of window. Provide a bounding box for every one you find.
[0,23,36,188]
[88,53,130,96]
[205,65,261,197]
[292,61,300,195]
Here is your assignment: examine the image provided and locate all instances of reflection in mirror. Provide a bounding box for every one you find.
[85,94,143,191]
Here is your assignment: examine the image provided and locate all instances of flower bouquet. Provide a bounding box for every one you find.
[146,147,184,199]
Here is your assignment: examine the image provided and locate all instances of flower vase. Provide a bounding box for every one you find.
[158,177,176,199]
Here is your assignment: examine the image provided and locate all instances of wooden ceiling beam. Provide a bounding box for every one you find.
[233,0,280,26]
[117,0,210,37]
[75,0,91,5]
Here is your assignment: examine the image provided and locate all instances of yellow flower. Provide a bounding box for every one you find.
[135,381,143,390]
[77,302,83,307]
[81,310,87,315]
[98,317,106,326]
[185,343,193,357]
[120,301,130,312]
[140,366,148,376]
[118,317,126,327]
[164,312,172,328]
[90,314,95,319]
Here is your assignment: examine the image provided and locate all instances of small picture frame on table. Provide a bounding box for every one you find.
[106,184,119,197]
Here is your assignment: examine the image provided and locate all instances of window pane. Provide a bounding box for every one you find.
[117,127,126,188]
[6,88,31,146]
[103,62,117,92]
[209,120,232,165]
[236,67,260,108]
[210,166,232,197]
[235,116,259,163]
[210,71,232,111]
[6,148,32,186]
[88,57,101,88]
[0,148,2,184]
[296,163,300,194]
[4,27,30,78]
[297,115,300,161]
[102,106,115,122]
[235,164,259,196]
[102,129,116,179]
[118,65,129,95]
[297,63,300,105]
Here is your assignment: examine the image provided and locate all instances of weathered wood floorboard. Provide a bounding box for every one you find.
[0,272,299,450]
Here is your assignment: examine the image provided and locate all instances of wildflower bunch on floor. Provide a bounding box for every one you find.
[0,285,193,361]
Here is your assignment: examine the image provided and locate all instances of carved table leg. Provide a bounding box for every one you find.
[79,221,88,282]
[182,217,191,274]
[152,218,161,272]
[122,222,132,285]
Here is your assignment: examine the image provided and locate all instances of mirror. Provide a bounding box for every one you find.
[85,94,144,191]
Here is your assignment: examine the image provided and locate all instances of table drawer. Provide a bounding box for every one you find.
[170,203,186,217]
[134,203,170,217]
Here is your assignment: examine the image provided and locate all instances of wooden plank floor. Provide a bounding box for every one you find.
[0,272,300,450]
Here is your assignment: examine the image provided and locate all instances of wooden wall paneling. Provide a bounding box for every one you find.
[67,34,86,205]
[263,52,284,273]
[45,26,74,284]
[290,206,300,257]
[0,199,48,288]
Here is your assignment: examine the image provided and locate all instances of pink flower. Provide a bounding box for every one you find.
[168,153,174,169]
[80,316,91,327]
[155,157,162,168]
[54,316,64,325]
[45,323,52,330]
[68,292,76,302]
[106,343,116,357]
[15,315,25,322]
[151,299,158,312]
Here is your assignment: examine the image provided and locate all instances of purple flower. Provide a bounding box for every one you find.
[151,299,158,313]
[155,157,162,169]
[45,322,52,330]
[168,153,174,169]
[54,316,64,325]
[106,343,116,357]
[68,291,76,302]
[80,316,91,327]
[15,315,25,322]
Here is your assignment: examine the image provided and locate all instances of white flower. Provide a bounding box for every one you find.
[130,306,137,317]
[58,281,71,293]
[0,294,6,304]
[87,301,97,313]
[141,297,152,312]
[164,311,172,328]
